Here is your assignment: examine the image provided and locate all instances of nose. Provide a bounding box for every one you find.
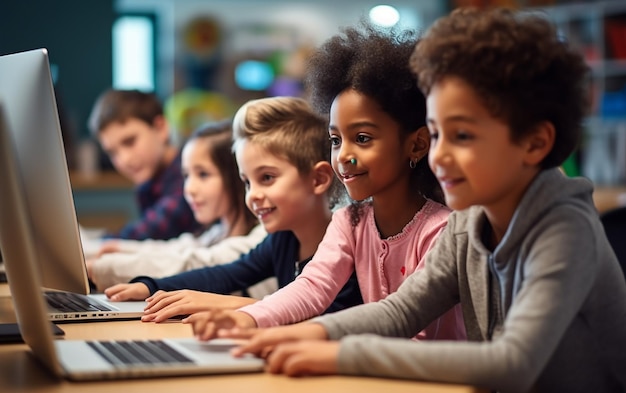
[428,136,447,171]
[245,182,263,209]
[184,174,197,196]
[114,148,133,169]
[334,142,354,168]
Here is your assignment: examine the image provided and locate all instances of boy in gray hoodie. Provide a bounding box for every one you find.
[190,7,626,393]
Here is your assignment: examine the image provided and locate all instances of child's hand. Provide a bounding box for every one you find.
[183,310,257,341]
[224,323,329,359]
[141,290,257,323]
[104,283,150,302]
[97,240,120,256]
[265,340,340,376]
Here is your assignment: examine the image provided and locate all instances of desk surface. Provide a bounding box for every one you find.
[0,285,485,393]
[69,170,133,190]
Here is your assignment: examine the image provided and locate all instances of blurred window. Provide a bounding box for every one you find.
[112,14,156,91]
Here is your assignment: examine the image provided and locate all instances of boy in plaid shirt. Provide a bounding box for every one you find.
[88,89,200,241]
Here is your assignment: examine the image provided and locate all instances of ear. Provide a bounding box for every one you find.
[152,115,170,142]
[310,161,335,195]
[407,126,431,162]
[523,121,555,166]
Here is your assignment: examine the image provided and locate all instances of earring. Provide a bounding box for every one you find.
[350,158,357,165]
[409,158,417,169]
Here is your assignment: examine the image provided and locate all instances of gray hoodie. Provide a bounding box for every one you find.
[316,168,626,393]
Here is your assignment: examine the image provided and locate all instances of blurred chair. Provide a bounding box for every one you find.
[600,206,626,279]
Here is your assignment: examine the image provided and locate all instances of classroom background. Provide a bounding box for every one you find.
[0,0,625,233]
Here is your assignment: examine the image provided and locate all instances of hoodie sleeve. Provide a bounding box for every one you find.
[316,203,615,393]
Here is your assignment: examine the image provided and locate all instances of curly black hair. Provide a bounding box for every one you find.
[305,20,444,227]
[411,7,590,169]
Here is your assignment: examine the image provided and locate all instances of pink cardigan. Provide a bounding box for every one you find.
[238,199,466,340]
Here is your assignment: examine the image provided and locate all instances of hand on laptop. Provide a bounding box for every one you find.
[183,310,257,341]
[266,340,340,376]
[104,282,150,302]
[141,290,258,323]
[218,323,338,376]
[220,322,329,359]
[97,240,121,256]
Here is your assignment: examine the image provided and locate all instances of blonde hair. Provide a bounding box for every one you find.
[232,96,343,207]
[233,96,330,174]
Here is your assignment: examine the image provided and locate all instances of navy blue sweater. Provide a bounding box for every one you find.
[131,231,363,314]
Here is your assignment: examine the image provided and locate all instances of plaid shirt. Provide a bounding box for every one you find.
[105,151,200,240]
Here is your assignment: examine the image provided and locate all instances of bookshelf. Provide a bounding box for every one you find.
[535,2,626,112]
[533,1,626,186]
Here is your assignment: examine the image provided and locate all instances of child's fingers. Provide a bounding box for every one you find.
[103,284,122,298]
[231,341,275,359]
[230,330,281,357]
[152,303,193,322]
[140,313,156,322]
[183,309,239,340]
[109,287,136,302]
[264,343,297,374]
[185,313,210,336]
[217,327,258,339]
[184,311,221,340]
[145,289,166,303]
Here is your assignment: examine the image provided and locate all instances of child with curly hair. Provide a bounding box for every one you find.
[209,8,626,393]
[186,21,465,341]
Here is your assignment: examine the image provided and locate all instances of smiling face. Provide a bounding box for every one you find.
[181,138,230,225]
[235,140,317,234]
[329,89,414,203]
[97,117,169,185]
[427,76,538,220]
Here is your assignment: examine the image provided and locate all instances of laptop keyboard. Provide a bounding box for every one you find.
[87,340,194,366]
[44,291,113,312]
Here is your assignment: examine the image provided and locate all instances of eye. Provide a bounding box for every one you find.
[455,130,473,141]
[261,174,275,183]
[197,170,210,179]
[241,178,250,190]
[355,134,371,144]
[329,135,341,147]
[182,171,190,180]
[121,136,136,148]
[429,130,439,141]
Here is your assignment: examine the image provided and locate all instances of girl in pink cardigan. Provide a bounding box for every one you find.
[186,22,465,341]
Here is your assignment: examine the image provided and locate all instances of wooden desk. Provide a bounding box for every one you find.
[0,285,485,393]
[593,185,626,214]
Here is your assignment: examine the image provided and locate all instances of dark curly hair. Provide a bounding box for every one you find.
[305,21,444,227]
[411,7,590,169]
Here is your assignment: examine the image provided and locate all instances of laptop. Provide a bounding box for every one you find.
[0,49,145,321]
[0,101,265,379]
